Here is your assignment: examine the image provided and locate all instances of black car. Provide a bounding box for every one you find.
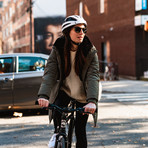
[0,53,49,110]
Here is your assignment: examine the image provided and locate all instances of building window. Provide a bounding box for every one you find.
[2,15,5,24]
[100,0,104,14]
[79,2,83,17]
[10,24,13,35]
[20,0,24,6]
[6,28,9,37]
[9,7,12,18]
[3,30,5,39]
[0,1,3,8]
[6,12,8,22]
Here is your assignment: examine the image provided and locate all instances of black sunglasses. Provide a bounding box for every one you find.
[74,27,87,33]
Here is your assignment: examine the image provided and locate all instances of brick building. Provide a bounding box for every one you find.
[0,0,3,54]
[66,0,148,79]
[1,0,34,53]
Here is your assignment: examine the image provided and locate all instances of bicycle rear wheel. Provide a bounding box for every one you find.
[56,135,65,148]
[67,117,75,148]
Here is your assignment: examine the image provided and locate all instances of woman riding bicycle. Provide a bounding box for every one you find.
[37,15,100,148]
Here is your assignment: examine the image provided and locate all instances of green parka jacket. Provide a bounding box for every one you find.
[38,36,100,126]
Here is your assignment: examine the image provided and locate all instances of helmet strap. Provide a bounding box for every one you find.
[71,39,80,46]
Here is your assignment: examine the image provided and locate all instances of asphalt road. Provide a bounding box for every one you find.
[1,97,148,148]
[0,80,148,148]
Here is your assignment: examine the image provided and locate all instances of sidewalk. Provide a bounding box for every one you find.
[95,79,148,148]
[101,79,148,93]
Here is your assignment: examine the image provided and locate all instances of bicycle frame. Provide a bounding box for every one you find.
[47,101,85,148]
[54,101,77,148]
[35,100,87,148]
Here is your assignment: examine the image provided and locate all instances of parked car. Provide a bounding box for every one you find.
[0,53,49,110]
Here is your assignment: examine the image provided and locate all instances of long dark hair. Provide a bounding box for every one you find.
[62,26,87,78]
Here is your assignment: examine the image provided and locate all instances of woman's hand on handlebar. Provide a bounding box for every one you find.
[83,102,96,114]
[37,98,49,107]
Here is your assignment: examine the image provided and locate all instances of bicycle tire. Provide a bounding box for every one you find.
[67,117,75,148]
[56,135,65,148]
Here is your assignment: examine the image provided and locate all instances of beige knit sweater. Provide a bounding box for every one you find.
[61,51,86,103]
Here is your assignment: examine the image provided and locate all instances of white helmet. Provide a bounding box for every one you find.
[62,15,87,32]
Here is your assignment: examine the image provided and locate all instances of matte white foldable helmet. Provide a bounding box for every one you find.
[62,15,87,32]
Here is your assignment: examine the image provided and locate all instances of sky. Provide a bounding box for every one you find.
[32,0,66,18]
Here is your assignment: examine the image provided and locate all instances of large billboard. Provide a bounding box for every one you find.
[33,0,66,55]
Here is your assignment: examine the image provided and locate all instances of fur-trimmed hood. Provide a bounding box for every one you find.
[53,35,93,57]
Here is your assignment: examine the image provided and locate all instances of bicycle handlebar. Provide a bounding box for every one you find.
[49,104,85,113]
[35,100,89,113]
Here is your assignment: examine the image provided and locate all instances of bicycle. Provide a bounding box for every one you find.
[36,100,89,148]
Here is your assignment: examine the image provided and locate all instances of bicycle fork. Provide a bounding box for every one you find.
[56,113,68,147]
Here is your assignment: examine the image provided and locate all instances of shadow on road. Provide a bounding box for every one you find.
[87,117,148,147]
[0,109,48,118]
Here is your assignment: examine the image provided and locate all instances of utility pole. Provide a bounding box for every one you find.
[29,0,32,53]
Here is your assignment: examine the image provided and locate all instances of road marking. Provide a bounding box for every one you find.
[102,93,148,104]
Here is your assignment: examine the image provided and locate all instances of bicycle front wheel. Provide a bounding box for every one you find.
[56,135,66,148]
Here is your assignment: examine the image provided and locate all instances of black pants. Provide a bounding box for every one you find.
[53,90,88,148]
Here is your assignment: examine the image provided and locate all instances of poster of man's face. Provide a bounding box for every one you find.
[34,16,65,55]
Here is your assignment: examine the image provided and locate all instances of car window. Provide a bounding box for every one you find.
[18,56,46,72]
[0,57,13,74]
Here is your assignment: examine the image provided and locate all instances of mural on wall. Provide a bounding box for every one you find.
[33,0,66,55]
[34,16,64,54]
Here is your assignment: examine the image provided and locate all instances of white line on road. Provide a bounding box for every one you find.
[102,93,148,104]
